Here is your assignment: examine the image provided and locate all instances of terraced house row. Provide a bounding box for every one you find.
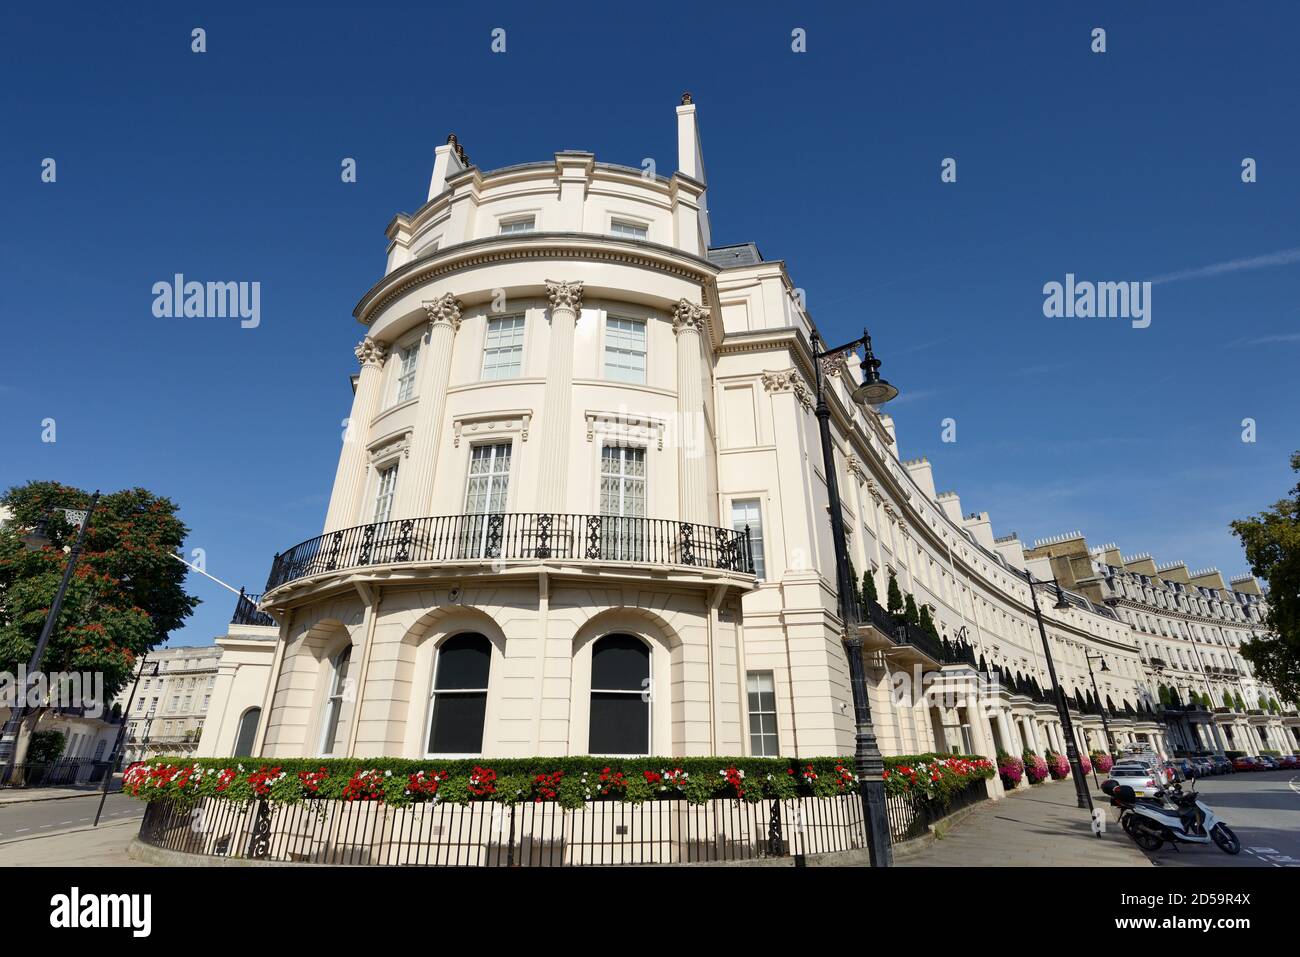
[192,99,1298,792]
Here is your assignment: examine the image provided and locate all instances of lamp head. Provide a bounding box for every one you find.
[19,518,51,552]
[1099,659,1110,673]
[1053,584,1072,611]
[851,329,899,406]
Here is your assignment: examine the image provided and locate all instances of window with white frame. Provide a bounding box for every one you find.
[610,219,648,240]
[604,317,646,383]
[731,499,765,579]
[498,215,535,234]
[589,634,650,755]
[427,633,492,754]
[319,646,353,756]
[599,445,645,561]
[462,443,512,557]
[373,463,398,523]
[394,339,421,403]
[481,316,525,379]
[746,671,779,756]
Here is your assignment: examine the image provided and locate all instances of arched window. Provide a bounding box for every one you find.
[427,633,492,754]
[319,646,353,755]
[589,634,649,755]
[234,707,261,757]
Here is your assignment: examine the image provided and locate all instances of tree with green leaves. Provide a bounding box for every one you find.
[918,603,939,640]
[862,569,878,605]
[0,481,198,761]
[886,571,904,620]
[903,593,920,628]
[1231,452,1300,704]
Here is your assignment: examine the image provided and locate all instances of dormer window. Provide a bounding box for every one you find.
[499,215,535,235]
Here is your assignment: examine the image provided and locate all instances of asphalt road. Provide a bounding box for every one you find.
[1137,770,1300,868]
[0,792,144,848]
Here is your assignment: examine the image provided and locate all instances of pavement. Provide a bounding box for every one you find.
[0,783,113,805]
[0,791,146,866]
[900,777,1152,867]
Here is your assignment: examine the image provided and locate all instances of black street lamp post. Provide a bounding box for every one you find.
[0,493,100,783]
[94,660,159,826]
[1025,571,1094,813]
[1081,651,1112,789]
[1083,651,1113,755]
[811,327,898,867]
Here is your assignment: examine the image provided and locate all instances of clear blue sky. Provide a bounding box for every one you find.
[3,2,1297,647]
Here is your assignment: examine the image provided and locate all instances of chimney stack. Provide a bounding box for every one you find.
[675,94,711,247]
[428,133,470,202]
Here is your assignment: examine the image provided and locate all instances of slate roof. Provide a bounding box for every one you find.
[706,243,764,268]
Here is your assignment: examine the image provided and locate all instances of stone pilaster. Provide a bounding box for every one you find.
[536,280,582,511]
[673,298,710,524]
[323,337,388,532]
[398,293,462,517]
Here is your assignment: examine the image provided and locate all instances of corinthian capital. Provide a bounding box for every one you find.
[545,279,584,314]
[673,298,709,335]
[422,293,464,331]
[760,368,813,412]
[355,337,388,367]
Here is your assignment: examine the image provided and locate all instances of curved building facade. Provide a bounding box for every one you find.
[248,99,1296,772]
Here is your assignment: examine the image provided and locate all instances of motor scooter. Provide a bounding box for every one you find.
[1102,771,1240,855]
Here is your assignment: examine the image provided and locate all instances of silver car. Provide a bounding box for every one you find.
[1108,760,1166,798]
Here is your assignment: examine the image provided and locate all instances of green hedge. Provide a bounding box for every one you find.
[123,752,991,810]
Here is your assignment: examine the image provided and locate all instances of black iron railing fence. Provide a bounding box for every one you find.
[856,595,973,666]
[266,513,755,591]
[139,792,863,866]
[231,588,276,627]
[0,759,111,790]
[885,779,988,842]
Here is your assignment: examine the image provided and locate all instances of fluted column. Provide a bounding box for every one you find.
[674,298,710,525]
[398,293,462,517]
[323,338,388,532]
[536,280,582,511]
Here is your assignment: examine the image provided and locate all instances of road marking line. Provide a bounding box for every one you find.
[15,828,29,833]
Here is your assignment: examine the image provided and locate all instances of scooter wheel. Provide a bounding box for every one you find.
[1211,823,1241,855]
[1131,826,1164,852]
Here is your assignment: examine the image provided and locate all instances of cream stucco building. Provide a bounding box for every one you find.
[238,98,1296,779]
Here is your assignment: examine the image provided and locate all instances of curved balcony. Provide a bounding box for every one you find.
[264,513,755,594]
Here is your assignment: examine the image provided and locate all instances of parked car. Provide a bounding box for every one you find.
[1255,755,1279,770]
[1168,758,1196,779]
[1278,755,1300,770]
[1231,755,1259,771]
[1105,762,1166,798]
[1211,756,1235,775]
[1194,758,1215,777]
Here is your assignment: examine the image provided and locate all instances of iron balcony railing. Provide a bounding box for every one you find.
[266,512,755,591]
[232,588,276,627]
[855,595,969,666]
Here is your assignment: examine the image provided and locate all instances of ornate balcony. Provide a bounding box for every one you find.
[854,596,971,669]
[264,513,755,593]
[231,588,276,627]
